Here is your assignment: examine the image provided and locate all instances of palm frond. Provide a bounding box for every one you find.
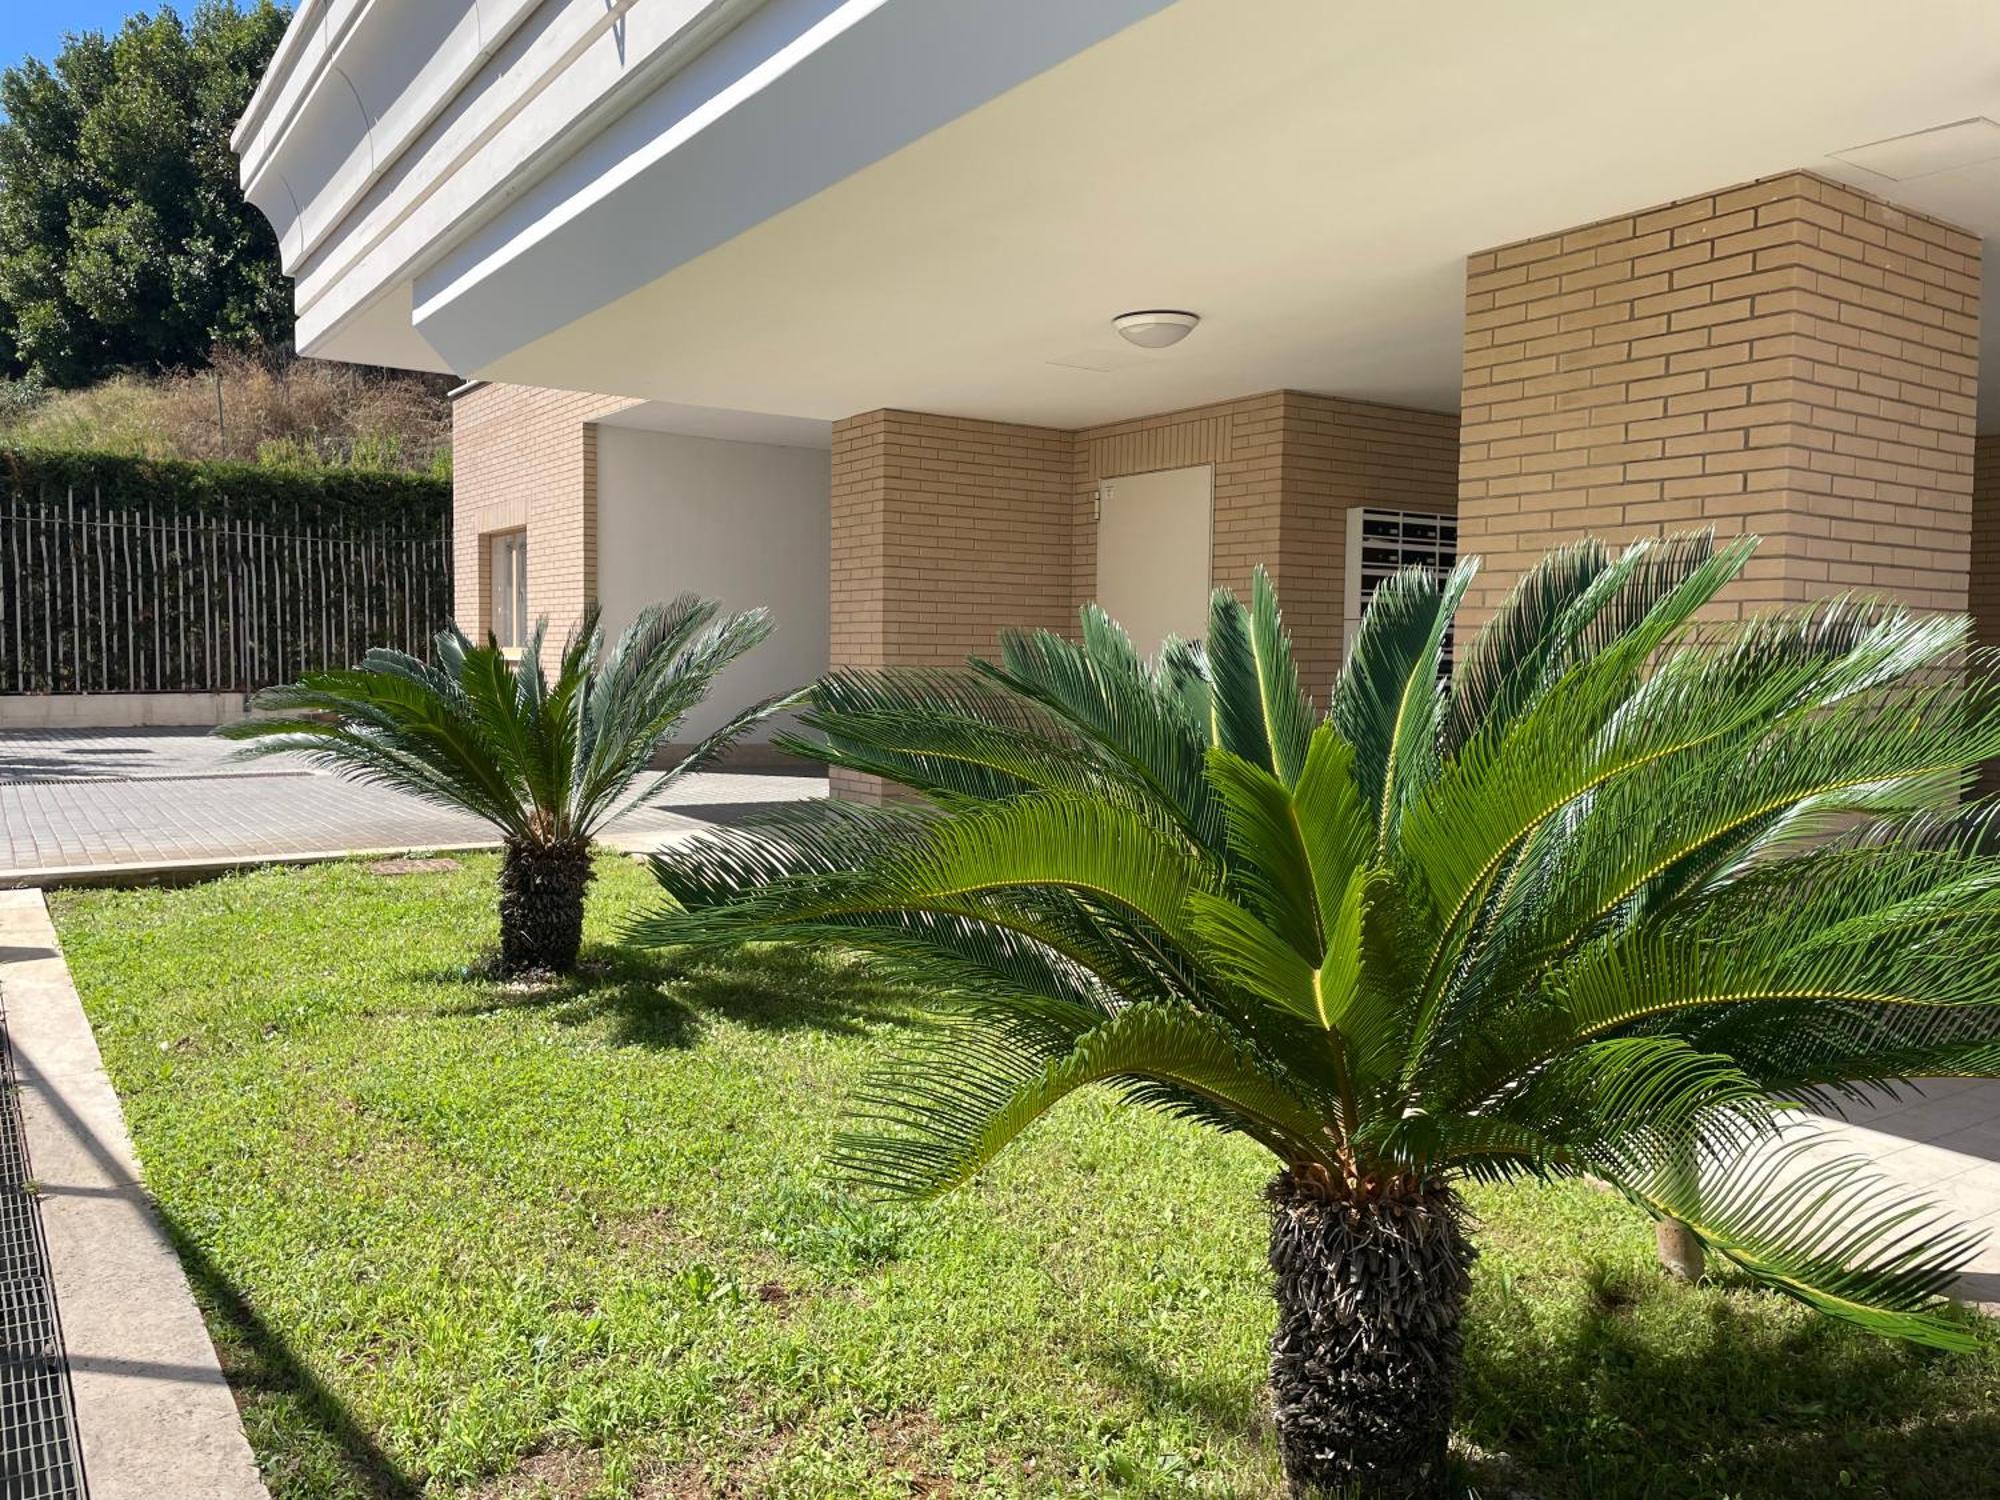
[1444,537,1610,756]
[837,1001,1333,1198]
[1329,557,1477,850]
[223,596,769,850]
[982,625,1220,848]
[1205,568,1315,785]
[1601,1126,1984,1350]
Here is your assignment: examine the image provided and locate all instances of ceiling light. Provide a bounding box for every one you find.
[1112,310,1200,349]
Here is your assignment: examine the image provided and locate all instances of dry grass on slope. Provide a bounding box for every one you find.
[0,351,454,476]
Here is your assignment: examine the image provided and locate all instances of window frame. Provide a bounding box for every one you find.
[488,530,529,655]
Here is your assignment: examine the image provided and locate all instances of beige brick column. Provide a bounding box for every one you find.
[1458,172,1981,629]
[1072,393,1458,698]
[451,382,640,658]
[829,410,1076,799]
[830,410,1077,667]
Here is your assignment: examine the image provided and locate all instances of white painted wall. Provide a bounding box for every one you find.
[594,425,829,742]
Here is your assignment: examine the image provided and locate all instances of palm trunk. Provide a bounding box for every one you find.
[1266,1171,1475,1500]
[496,840,593,974]
[1654,1132,1706,1280]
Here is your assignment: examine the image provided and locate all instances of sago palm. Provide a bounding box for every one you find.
[634,535,2000,1499]
[224,596,772,974]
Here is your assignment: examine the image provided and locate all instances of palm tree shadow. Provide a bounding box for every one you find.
[415,941,919,1051]
[22,1035,420,1498]
[1089,1339,1270,1445]
[165,1214,422,1499]
[1457,1273,1998,1497]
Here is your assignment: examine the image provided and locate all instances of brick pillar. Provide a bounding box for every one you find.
[829,410,1076,800]
[1458,172,1981,629]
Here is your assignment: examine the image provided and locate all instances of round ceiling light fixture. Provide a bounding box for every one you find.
[1112,309,1200,349]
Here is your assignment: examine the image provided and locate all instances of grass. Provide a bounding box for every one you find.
[0,351,452,474]
[50,853,2000,1499]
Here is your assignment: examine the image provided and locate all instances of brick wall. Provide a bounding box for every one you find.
[463,382,1463,797]
[1275,396,1461,693]
[1071,393,1457,695]
[830,410,1076,672]
[1459,171,1981,628]
[829,409,1076,801]
[1072,393,1279,614]
[451,382,641,656]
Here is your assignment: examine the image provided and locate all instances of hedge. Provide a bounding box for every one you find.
[0,445,449,535]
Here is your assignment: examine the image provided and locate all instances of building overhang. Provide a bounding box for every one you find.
[240,0,2000,429]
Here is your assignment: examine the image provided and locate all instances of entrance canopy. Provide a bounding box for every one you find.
[238,0,2000,429]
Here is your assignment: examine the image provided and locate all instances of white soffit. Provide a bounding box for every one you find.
[596,399,832,449]
[279,0,2000,430]
[462,0,2000,430]
[1831,118,2000,181]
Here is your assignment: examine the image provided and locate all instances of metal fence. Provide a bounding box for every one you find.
[0,486,451,696]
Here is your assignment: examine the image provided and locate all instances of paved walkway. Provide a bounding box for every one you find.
[0,729,824,884]
[1820,1080,2000,1309]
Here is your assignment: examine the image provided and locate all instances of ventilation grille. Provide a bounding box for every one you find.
[0,988,88,1498]
[1343,507,1460,666]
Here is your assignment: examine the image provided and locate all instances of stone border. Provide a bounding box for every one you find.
[0,889,268,1500]
[0,840,505,891]
[0,693,253,731]
[0,820,703,892]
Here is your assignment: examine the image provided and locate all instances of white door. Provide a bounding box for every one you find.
[1094,464,1213,657]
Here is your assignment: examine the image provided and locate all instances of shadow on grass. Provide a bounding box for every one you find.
[418,941,920,1051]
[1089,1340,1269,1447]
[165,1214,423,1500]
[15,1024,419,1498]
[1457,1268,1999,1498]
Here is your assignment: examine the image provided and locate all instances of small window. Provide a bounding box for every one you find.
[490,532,528,652]
[1343,507,1458,666]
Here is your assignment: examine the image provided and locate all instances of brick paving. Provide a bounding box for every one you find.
[0,729,824,881]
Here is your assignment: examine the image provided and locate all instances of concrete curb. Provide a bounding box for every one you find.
[0,821,709,891]
[0,889,269,1500]
[0,840,509,890]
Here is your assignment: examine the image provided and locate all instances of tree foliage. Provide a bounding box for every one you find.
[221,600,778,851]
[0,2,292,387]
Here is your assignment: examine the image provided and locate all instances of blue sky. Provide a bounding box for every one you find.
[0,2,185,77]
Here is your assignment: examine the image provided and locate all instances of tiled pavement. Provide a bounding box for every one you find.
[0,728,825,882]
[1820,1080,2000,1309]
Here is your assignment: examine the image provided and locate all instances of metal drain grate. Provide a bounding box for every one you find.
[0,989,86,1498]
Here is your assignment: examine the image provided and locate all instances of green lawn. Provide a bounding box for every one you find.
[51,854,2000,1499]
